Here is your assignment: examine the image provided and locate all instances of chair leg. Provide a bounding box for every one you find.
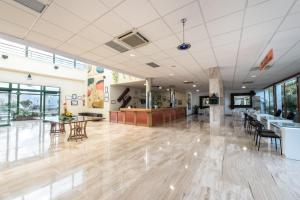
[279,138,282,155]
[258,136,261,151]
[275,138,277,151]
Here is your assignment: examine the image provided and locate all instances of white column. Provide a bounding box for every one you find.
[209,67,224,131]
[170,87,175,108]
[145,78,152,109]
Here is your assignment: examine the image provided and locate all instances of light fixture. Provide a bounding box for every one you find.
[129,53,135,57]
[27,73,32,80]
[192,84,196,87]
[177,18,191,50]
[169,73,174,76]
[166,88,170,91]
[242,85,246,89]
[158,86,162,90]
[1,54,8,59]
[196,89,199,92]
[169,185,175,191]
[251,75,256,78]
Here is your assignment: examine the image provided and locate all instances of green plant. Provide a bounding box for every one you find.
[112,71,119,84]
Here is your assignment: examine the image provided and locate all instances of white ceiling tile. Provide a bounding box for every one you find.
[214,43,239,67]
[0,1,37,28]
[242,18,281,42]
[135,43,161,55]
[150,0,194,16]
[91,45,118,57]
[163,2,203,32]
[177,25,208,43]
[207,11,243,36]
[247,0,267,7]
[42,3,88,33]
[66,35,98,52]
[101,0,124,9]
[200,0,246,21]
[164,47,190,58]
[148,51,169,61]
[0,19,28,38]
[57,43,84,55]
[290,0,300,14]
[211,30,241,47]
[81,52,103,62]
[158,58,177,67]
[94,11,132,37]
[153,35,180,50]
[279,12,300,32]
[139,19,173,41]
[244,0,294,27]
[114,0,159,27]
[32,19,73,41]
[78,25,112,45]
[54,0,108,22]
[26,31,62,49]
[191,48,217,68]
[189,39,212,53]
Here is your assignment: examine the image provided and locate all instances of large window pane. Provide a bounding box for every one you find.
[285,78,297,116]
[0,38,26,57]
[0,91,10,125]
[55,54,74,68]
[27,47,53,63]
[44,93,59,117]
[18,91,41,119]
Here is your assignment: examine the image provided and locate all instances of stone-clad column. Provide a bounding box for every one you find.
[170,87,175,108]
[145,78,152,109]
[209,67,224,130]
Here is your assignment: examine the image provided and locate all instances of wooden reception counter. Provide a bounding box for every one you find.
[109,107,186,127]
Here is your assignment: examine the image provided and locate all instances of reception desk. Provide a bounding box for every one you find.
[109,107,186,127]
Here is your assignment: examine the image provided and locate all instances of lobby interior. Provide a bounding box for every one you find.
[0,0,300,199]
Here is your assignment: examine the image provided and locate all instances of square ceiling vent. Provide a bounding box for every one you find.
[117,30,149,49]
[146,62,160,68]
[14,0,46,13]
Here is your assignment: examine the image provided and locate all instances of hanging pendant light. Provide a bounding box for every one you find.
[27,73,32,80]
[177,18,191,50]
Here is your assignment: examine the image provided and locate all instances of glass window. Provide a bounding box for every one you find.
[19,91,41,119]
[0,82,9,88]
[19,84,41,90]
[0,91,10,125]
[75,60,88,71]
[0,38,26,57]
[27,47,53,63]
[264,86,274,114]
[44,93,59,117]
[284,78,297,117]
[55,54,74,68]
[45,86,60,92]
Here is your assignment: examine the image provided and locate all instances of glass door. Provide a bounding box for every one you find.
[44,92,60,118]
[0,91,10,126]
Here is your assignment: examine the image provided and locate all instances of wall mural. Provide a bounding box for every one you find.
[87,66,105,108]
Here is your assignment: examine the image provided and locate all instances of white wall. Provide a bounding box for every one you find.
[0,54,87,115]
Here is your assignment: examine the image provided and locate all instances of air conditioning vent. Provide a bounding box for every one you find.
[250,67,260,71]
[146,62,160,68]
[118,30,149,49]
[105,41,129,53]
[14,0,46,13]
[242,81,254,84]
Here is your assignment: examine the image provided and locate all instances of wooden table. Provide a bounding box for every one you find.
[44,116,103,141]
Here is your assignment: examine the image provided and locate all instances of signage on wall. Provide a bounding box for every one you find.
[260,49,273,71]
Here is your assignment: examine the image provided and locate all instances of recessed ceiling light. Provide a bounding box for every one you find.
[192,84,196,87]
[130,53,135,57]
[196,89,199,92]
[166,88,170,91]
[251,75,256,78]
[169,73,174,76]
[158,86,162,90]
[242,85,246,89]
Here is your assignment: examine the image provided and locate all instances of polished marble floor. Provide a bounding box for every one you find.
[0,116,300,200]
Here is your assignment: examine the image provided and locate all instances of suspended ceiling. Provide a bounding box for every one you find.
[0,0,300,91]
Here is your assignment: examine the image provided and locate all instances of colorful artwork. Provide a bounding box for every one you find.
[88,65,104,76]
[87,76,104,108]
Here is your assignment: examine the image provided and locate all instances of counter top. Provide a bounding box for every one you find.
[271,121,300,129]
[120,107,185,112]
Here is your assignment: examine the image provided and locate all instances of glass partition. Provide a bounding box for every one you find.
[0,91,10,126]
[284,78,297,117]
[264,86,274,114]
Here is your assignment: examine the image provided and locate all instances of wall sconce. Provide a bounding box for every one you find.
[27,73,32,80]
[1,54,8,59]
